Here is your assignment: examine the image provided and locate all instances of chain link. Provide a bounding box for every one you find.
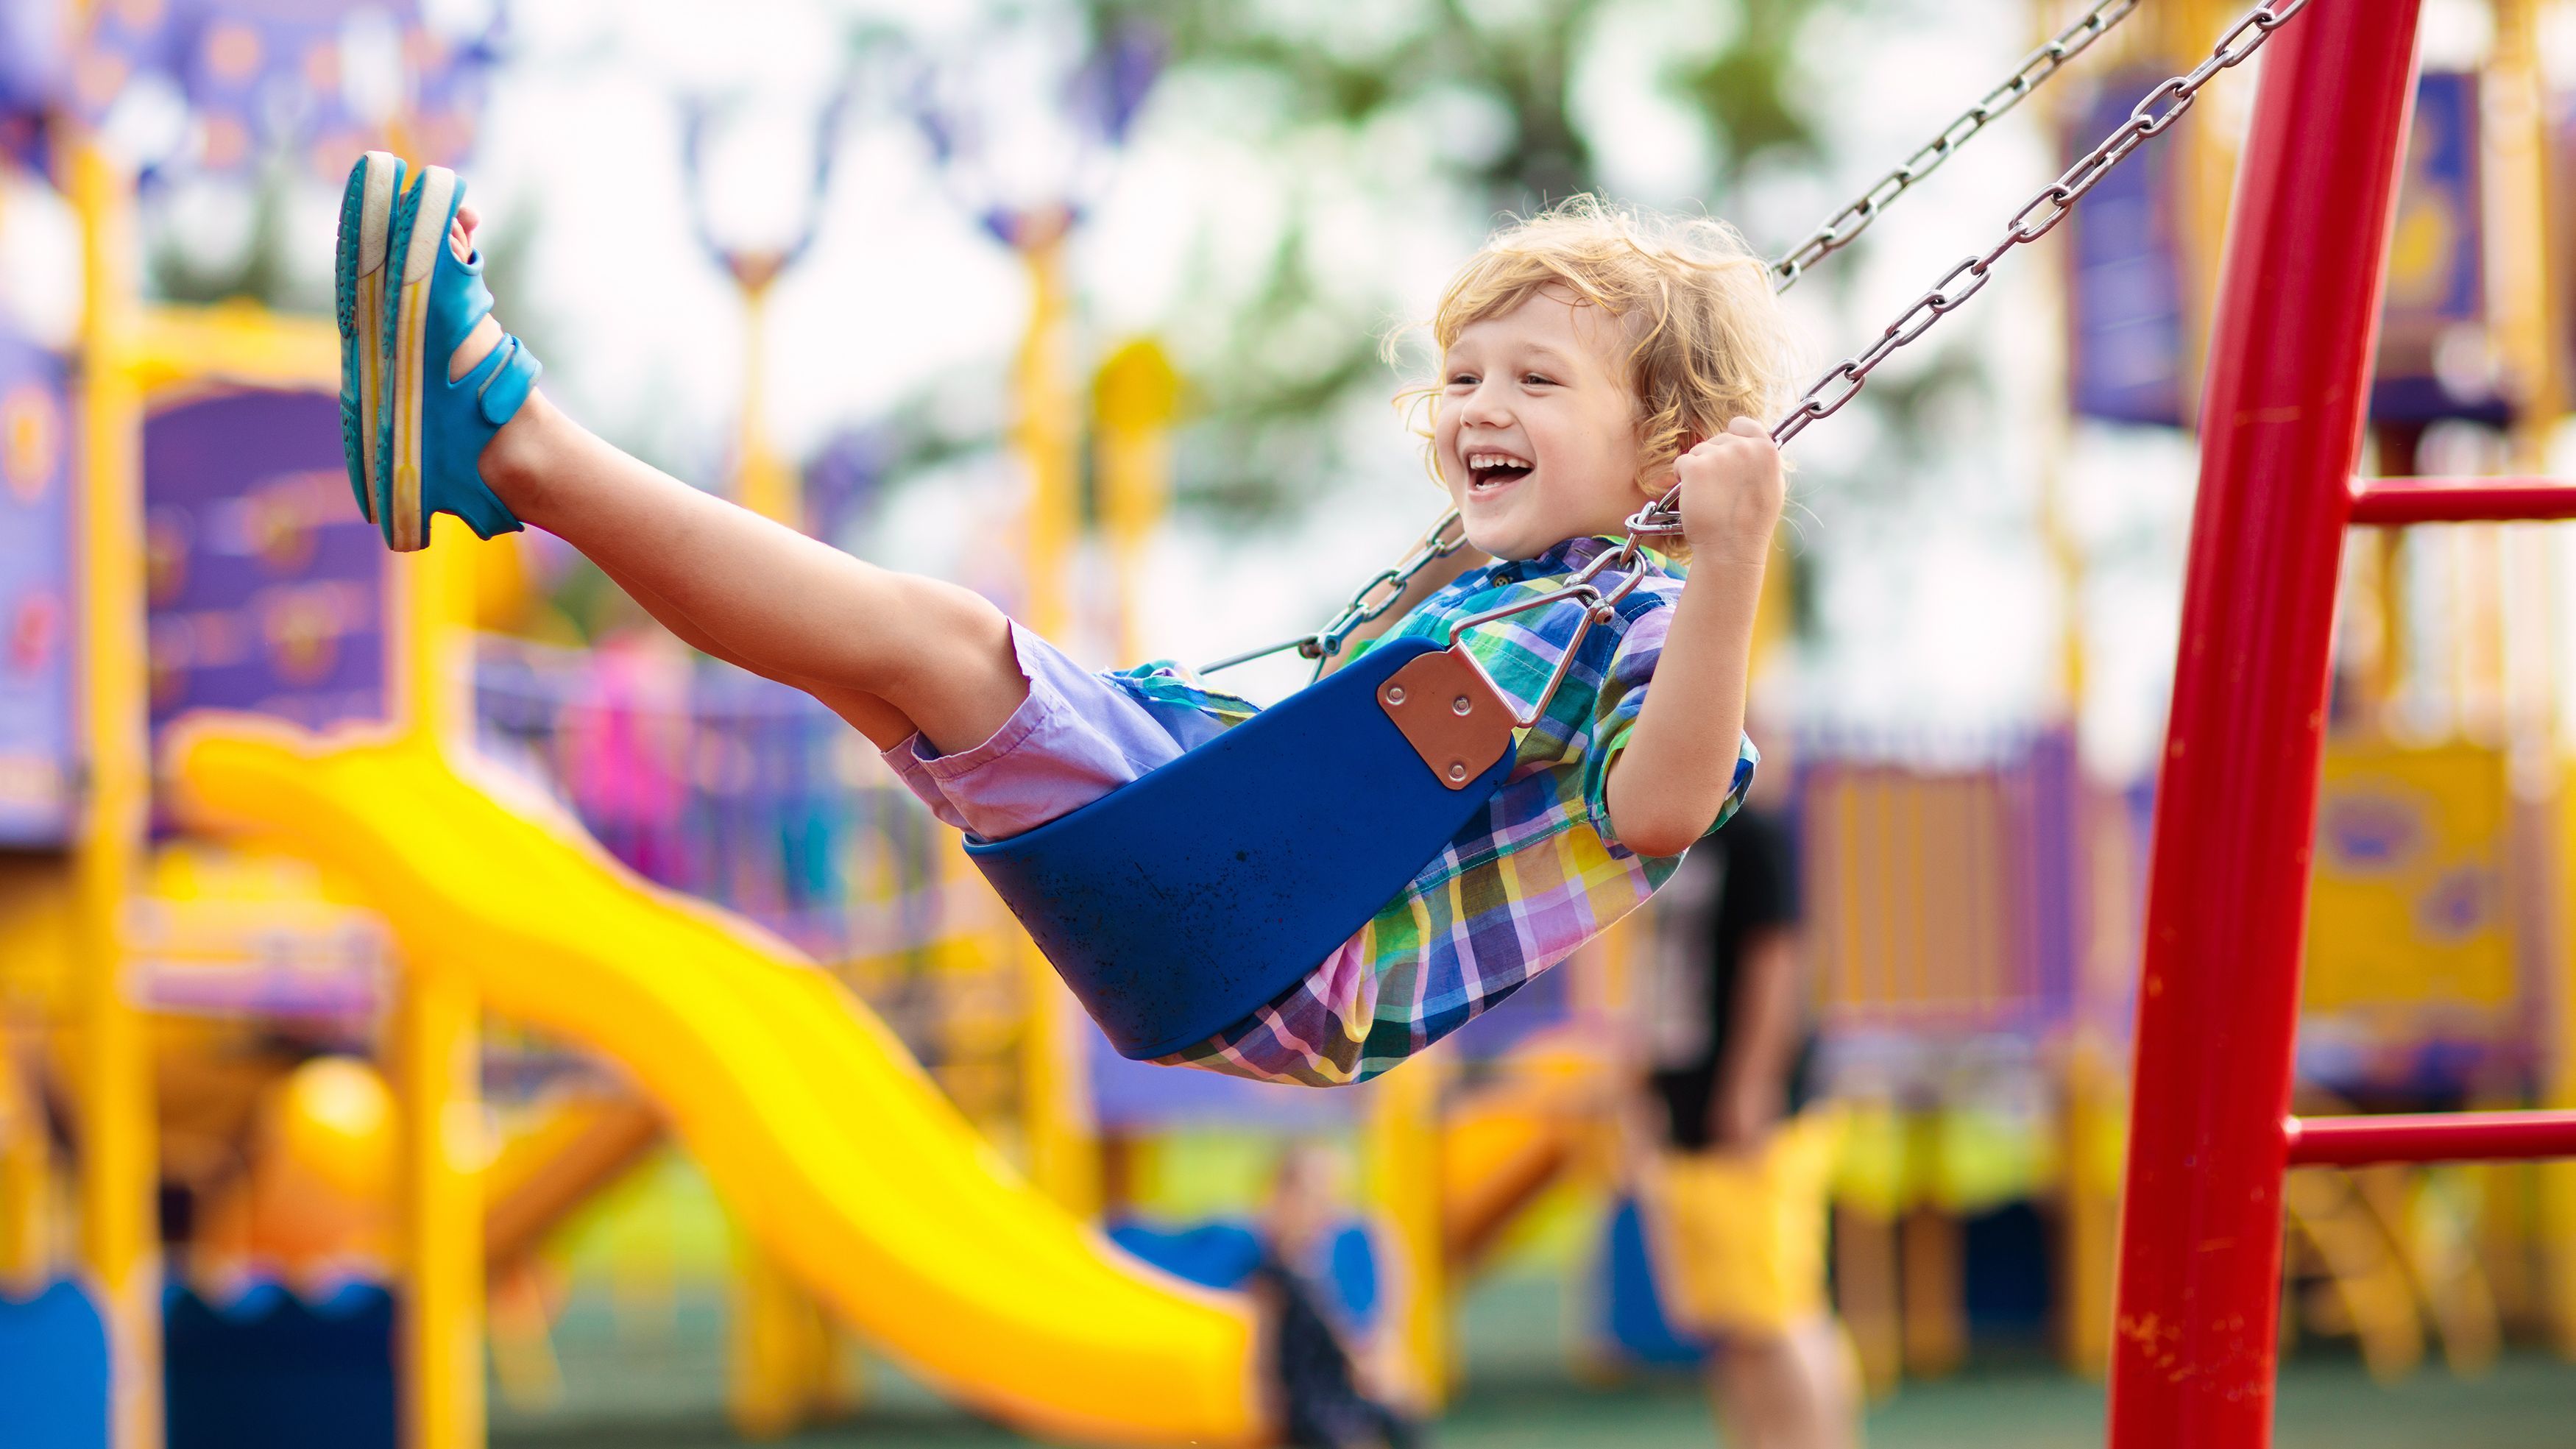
[1624,0,2313,539]
[1768,0,2140,291]
[1196,511,1471,674]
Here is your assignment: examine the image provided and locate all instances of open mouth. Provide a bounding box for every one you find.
[1465,450,1533,493]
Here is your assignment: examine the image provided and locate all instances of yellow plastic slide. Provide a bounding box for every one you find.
[170,718,1260,1448]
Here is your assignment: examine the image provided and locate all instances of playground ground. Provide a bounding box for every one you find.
[489,1277,2576,1448]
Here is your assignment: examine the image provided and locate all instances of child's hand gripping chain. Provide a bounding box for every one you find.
[1673,417,1788,572]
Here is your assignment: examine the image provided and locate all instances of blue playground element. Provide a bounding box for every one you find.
[164,1280,395,1449]
[1111,1219,1264,1289]
[0,1280,111,1449]
[1963,1202,2054,1342]
[1323,1220,1381,1326]
[1600,1197,1706,1368]
[969,635,1515,1060]
[1110,1218,1382,1331]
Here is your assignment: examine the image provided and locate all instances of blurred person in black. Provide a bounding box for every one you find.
[1252,1144,1420,1449]
[1634,778,1857,1449]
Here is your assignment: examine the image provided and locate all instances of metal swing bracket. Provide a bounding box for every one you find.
[1377,542,1646,789]
[1376,648,1516,790]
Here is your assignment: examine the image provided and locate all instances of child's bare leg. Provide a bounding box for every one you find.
[480,394,1022,754]
[442,275,1020,755]
[592,559,919,748]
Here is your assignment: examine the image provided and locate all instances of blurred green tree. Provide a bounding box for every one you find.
[1104,0,1827,225]
[1083,0,1836,518]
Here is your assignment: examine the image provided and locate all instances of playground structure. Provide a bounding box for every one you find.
[15,1,2576,1448]
[2108,3,2576,1445]
[0,10,1494,1445]
[0,163,1284,1448]
[1768,0,2576,1400]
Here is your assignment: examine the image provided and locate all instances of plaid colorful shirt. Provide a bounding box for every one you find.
[1111,534,1758,1086]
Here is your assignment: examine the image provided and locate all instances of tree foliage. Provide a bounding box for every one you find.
[1083,0,1837,517]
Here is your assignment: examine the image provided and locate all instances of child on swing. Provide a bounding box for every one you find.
[339,155,1790,1087]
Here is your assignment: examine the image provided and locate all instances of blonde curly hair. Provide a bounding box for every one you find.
[1395,196,1798,536]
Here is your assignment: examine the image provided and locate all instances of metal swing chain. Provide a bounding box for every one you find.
[1203,0,2150,677]
[1197,511,1471,676]
[1767,0,2141,291]
[1624,0,2315,540]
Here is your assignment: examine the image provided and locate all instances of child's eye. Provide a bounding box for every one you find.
[1446,373,1477,388]
[1521,372,1554,386]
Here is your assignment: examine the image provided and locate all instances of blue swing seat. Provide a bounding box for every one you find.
[966,634,1515,1060]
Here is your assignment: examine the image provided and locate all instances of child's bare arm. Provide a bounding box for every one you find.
[1604,417,1783,857]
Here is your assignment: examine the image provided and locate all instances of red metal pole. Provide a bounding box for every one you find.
[2106,9,2423,1449]
[2285,1110,2576,1167]
[2349,475,2576,524]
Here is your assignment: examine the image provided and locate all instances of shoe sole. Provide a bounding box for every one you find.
[382,165,459,553]
[335,152,400,526]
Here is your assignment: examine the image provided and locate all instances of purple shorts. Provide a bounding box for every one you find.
[880,623,1233,840]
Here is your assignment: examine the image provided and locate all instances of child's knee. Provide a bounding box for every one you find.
[914,579,1013,659]
[868,578,1017,690]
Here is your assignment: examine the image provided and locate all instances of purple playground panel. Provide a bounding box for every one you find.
[71,0,492,183]
[0,329,73,846]
[2065,67,2192,428]
[1089,1026,1367,1132]
[144,388,389,740]
[1796,727,2090,1045]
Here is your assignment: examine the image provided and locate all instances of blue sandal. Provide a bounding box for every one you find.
[376,163,542,552]
[334,151,403,525]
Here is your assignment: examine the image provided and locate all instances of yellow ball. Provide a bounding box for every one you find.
[267,1055,394,1204]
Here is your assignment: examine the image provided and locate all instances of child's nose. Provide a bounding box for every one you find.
[1457,380,1511,426]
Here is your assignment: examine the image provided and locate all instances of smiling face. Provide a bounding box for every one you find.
[1434,288,1651,560]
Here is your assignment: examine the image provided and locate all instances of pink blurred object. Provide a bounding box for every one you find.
[562,633,690,880]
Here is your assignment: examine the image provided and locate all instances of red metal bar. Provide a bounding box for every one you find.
[2285,1110,2576,1167]
[2106,9,2423,1449]
[2349,475,2576,523]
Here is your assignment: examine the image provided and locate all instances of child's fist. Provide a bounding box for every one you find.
[1670,415,1783,567]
